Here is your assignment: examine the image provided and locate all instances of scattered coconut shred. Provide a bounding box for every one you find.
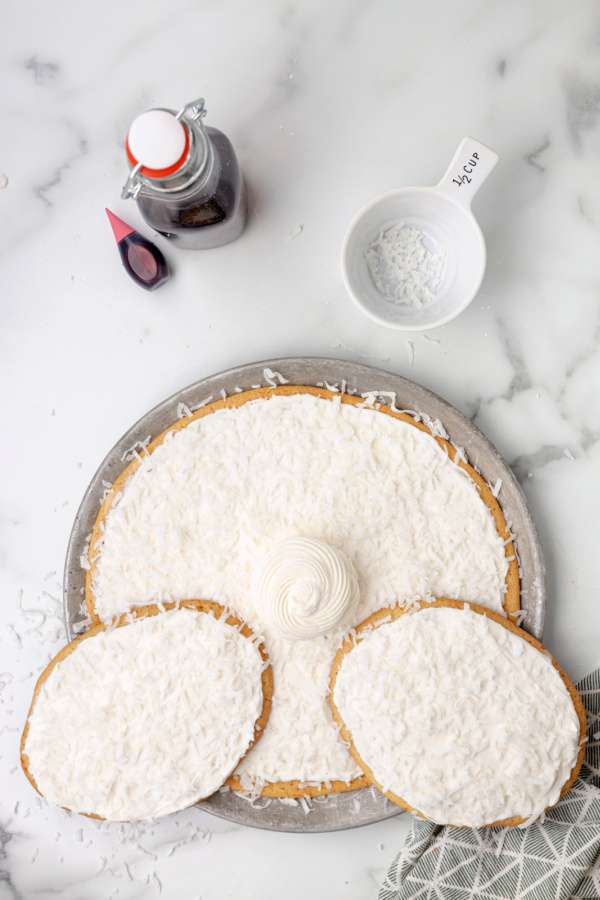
[365,223,446,308]
[90,391,509,789]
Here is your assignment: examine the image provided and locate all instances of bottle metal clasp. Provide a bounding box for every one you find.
[177,97,207,124]
[121,161,143,200]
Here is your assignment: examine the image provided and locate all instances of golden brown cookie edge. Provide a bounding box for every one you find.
[20,599,273,821]
[84,385,521,798]
[328,598,586,827]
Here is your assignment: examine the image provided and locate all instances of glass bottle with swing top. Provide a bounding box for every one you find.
[122,98,246,250]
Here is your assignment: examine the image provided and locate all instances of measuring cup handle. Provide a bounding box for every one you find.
[436,137,498,208]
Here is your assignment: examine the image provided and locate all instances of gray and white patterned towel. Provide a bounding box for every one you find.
[379,669,600,900]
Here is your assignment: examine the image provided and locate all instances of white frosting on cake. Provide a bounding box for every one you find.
[333,607,581,826]
[23,609,265,820]
[256,537,359,640]
[91,393,509,785]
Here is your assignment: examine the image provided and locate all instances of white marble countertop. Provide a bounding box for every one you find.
[2,0,600,896]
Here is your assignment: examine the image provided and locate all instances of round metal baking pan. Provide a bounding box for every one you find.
[63,357,545,833]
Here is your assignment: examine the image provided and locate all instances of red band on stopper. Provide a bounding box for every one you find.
[125,125,190,179]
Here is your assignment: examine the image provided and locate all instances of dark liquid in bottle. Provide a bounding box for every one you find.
[136,128,246,250]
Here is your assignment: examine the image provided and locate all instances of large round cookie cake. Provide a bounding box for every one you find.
[85,386,519,796]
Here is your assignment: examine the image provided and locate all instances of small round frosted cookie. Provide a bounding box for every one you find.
[329,600,585,828]
[21,601,272,821]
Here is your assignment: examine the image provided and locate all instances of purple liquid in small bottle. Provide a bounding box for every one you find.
[106,208,170,292]
[119,232,168,290]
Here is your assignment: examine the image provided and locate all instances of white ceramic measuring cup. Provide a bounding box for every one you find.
[342,137,498,331]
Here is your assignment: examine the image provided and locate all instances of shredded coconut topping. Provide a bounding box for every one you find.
[91,394,508,785]
[333,607,580,826]
[365,223,446,308]
[23,609,265,820]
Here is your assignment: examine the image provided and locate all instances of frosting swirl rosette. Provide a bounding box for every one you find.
[256,537,360,640]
